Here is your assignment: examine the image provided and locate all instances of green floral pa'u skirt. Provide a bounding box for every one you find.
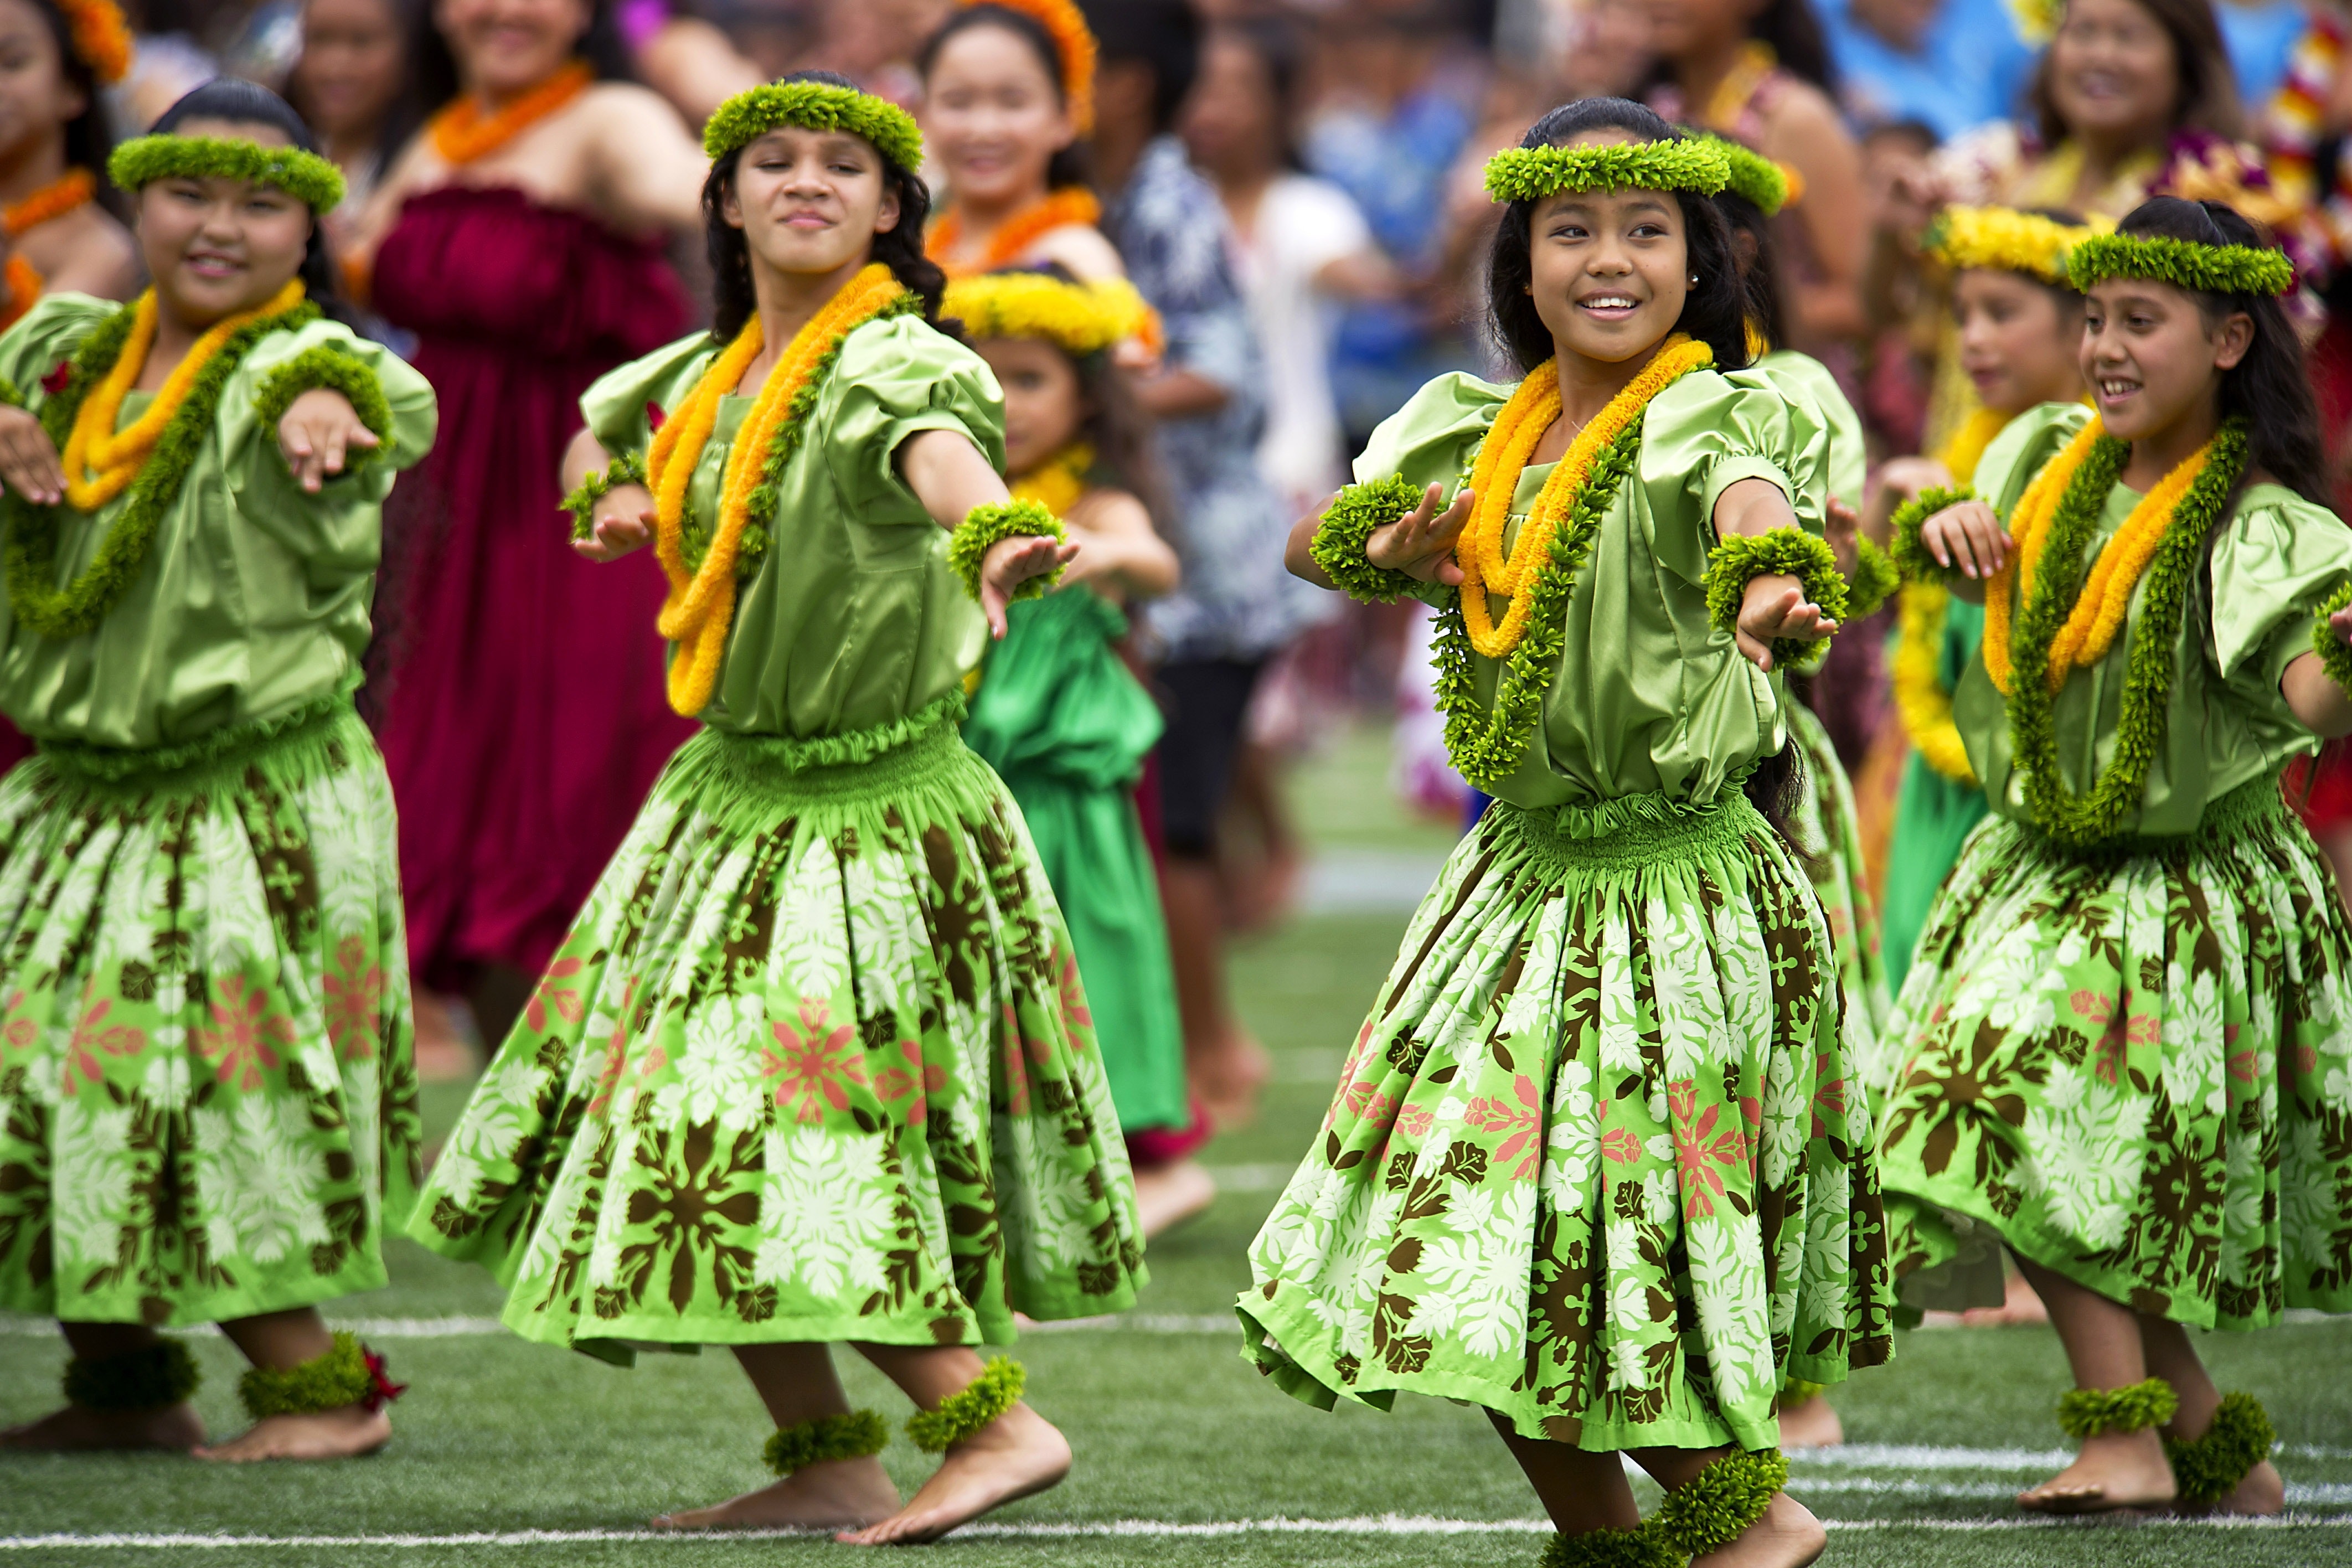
[1879,777,2352,1327]
[0,697,421,1325]
[1239,788,1896,1453]
[408,699,1147,1359]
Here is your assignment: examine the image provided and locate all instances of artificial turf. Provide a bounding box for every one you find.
[4,733,2349,1566]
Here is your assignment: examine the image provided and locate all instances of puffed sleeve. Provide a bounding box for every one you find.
[1743,350,1863,511]
[2207,488,2352,716]
[1971,399,2092,519]
[823,314,1005,522]
[0,292,116,401]
[1639,367,1829,585]
[580,331,719,460]
[221,317,438,564]
[1350,371,1508,500]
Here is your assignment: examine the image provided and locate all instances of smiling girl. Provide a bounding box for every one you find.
[0,78,437,1462]
[406,74,1142,1546]
[1250,97,1894,1568]
[1882,198,2352,1517]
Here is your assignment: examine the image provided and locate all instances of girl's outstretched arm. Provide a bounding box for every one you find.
[2288,610,2352,737]
[563,427,657,563]
[900,429,1080,637]
[1714,476,1840,673]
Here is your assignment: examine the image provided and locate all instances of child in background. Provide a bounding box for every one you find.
[0,0,139,323]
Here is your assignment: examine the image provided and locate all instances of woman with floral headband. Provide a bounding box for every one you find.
[408,74,1143,1546]
[1884,197,2352,1517]
[1252,96,1894,1568]
[920,0,1125,283]
[0,78,436,1462]
[0,0,137,325]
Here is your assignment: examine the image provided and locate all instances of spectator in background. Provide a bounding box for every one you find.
[1819,0,2035,141]
[0,0,139,308]
[1084,0,1310,1132]
[288,0,419,247]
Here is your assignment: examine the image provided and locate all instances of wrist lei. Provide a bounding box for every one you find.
[1927,205,2104,285]
[906,1356,1024,1452]
[2164,1391,2276,1509]
[2067,232,2296,297]
[63,1338,202,1412]
[2315,578,2352,695]
[109,136,345,213]
[1704,526,1850,666]
[1845,535,1899,619]
[949,499,1065,604]
[647,262,917,718]
[563,451,649,541]
[8,281,318,640]
[428,60,592,166]
[238,1331,406,1420]
[705,80,924,172]
[1484,138,1729,204]
[1310,475,1426,605]
[252,346,396,470]
[764,1408,890,1476]
[2055,1376,2177,1439]
[930,187,1103,278]
[1435,337,1714,790]
[1887,484,1981,586]
[1984,415,2247,850]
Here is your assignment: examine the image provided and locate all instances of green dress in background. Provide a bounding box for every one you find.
[408,316,1147,1357]
[1878,401,2352,1327]
[1239,366,1895,1454]
[963,582,1187,1136]
[1878,596,1986,998]
[0,293,437,1325]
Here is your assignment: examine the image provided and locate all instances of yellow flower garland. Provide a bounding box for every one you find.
[1010,441,1092,518]
[62,280,306,510]
[1459,336,1714,659]
[649,262,906,716]
[1889,406,2010,783]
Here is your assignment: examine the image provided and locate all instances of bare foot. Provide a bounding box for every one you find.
[1194,1030,1272,1132]
[2183,1458,2284,1518]
[2016,1431,2175,1514]
[836,1400,1070,1545]
[1776,1393,1843,1450]
[1690,1492,1827,1568]
[193,1404,390,1462]
[0,1400,205,1452]
[1133,1159,1217,1237]
[652,1455,901,1531]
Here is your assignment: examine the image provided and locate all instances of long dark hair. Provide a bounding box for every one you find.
[2030,0,2241,144]
[147,79,358,325]
[917,3,1092,192]
[1714,188,1787,351]
[1486,98,1750,375]
[28,0,121,217]
[409,0,633,116]
[2109,197,2328,507]
[703,71,950,343]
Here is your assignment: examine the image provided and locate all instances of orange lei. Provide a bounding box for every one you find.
[0,169,98,331]
[62,280,307,512]
[1982,416,2217,695]
[427,60,594,166]
[649,263,907,716]
[927,187,1102,278]
[1458,336,1714,658]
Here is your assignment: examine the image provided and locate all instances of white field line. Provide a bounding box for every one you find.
[7,1515,2352,1550]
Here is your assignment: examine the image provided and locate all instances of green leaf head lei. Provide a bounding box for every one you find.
[109,135,346,212]
[2067,231,2295,297]
[1484,137,1730,205]
[704,79,924,174]
[1696,133,1789,217]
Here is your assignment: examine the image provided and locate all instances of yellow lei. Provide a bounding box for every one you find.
[1891,406,2011,782]
[1459,336,1714,659]
[61,279,306,511]
[1010,441,1091,519]
[1982,416,2219,695]
[648,262,905,717]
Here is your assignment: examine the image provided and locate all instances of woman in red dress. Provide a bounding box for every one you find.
[349,0,705,1041]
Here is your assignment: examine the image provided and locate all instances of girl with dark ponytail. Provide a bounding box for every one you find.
[1882,195,2352,1519]
[409,74,1143,1547]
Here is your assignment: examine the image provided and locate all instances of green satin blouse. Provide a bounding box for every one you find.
[1957,400,2352,836]
[581,314,1005,738]
[0,294,437,749]
[1359,363,1830,816]
[1754,349,1865,512]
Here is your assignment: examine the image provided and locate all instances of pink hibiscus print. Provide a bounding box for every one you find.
[61,998,147,1096]
[589,979,640,1119]
[321,935,385,1062]
[0,991,35,1056]
[874,1036,948,1128]
[1667,1077,1748,1221]
[1055,954,1093,1041]
[524,958,587,1035]
[197,977,293,1090]
[2072,989,2158,1086]
[1466,1073,1544,1181]
[761,998,868,1124]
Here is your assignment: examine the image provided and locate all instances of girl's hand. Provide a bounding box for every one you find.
[980,534,1081,638]
[1365,481,1474,585]
[2331,600,2352,651]
[1736,575,1838,673]
[1919,498,2010,581]
[574,483,658,562]
[278,388,381,493]
[0,405,63,505]
[1824,497,1861,580]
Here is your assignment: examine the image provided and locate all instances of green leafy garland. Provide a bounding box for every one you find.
[109,136,345,211]
[1539,1523,1682,1568]
[1654,1449,1789,1557]
[1702,133,1789,216]
[2067,233,2294,297]
[63,1339,202,1412]
[763,1408,890,1475]
[2055,1376,2178,1438]
[948,500,1065,604]
[2311,578,2352,697]
[2004,420,2246,851]
[1704,527,1849,667]
[250,346,395,471]
[703,80,924,172]
[1308,474,1425,603]
[2163,1392,2275,1507]
[4,294,322,640]
[1846,535,1900,618]
[1483,140,1729,203]
[238,1331,374,1419]
[563,451,648,542]
[906,1356,1024,1452]
[1887,484,1978,585]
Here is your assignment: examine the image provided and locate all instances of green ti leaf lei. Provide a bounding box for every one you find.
[676,290,924,579]
[2003,417,2247,851]
[5,295,323,640]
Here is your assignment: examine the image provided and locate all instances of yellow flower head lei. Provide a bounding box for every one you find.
[703,79,924,173]
[53,0,132,84]
[1483,136,1730,204]
[942,270,1156,357]
[1926,205,2108,285]
[958,0,1097,136]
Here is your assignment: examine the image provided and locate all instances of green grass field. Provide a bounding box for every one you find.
[4,726,2350,1566]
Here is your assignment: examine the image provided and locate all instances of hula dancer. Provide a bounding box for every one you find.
[406,75,1144,1544]
[1883,197,2352,1515]
[0,80,435,1461]
[1254,99,1894,1567]
[948,265,1210,1234]
[0,0,138,326]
